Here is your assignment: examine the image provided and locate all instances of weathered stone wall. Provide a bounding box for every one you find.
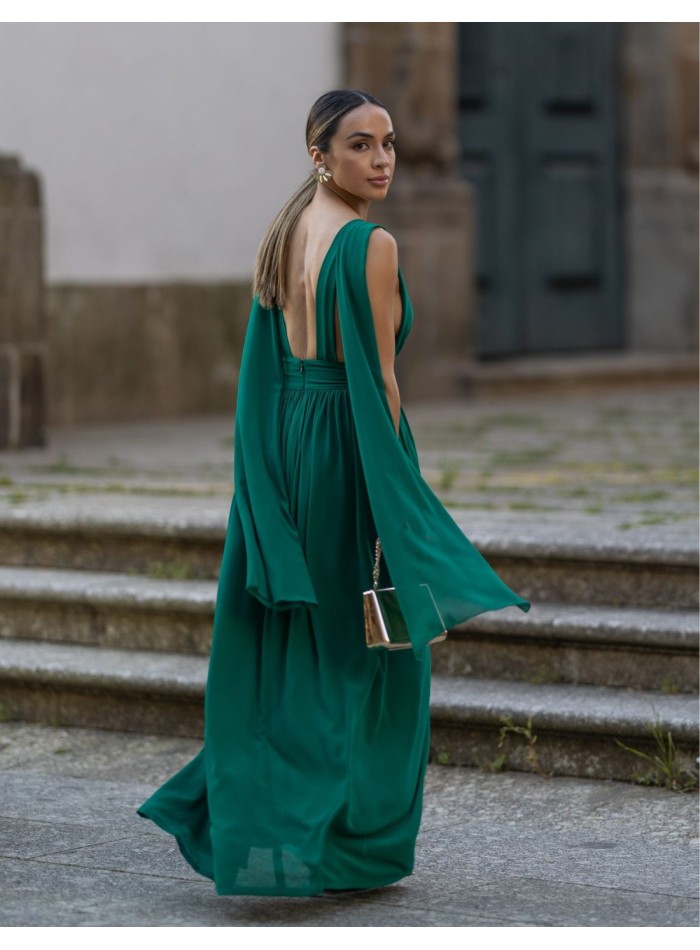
[0,156,47,447]
[46,283,250,425]
[344,23,476,400]
[621,23,699,351]
[346,23,699,366]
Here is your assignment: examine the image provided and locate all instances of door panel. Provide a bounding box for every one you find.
[458,23,623,356]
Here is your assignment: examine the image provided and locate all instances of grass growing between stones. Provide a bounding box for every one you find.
[466,412,547,434]
[526,665,560,685]
[559,486,593,498]
[479,753,508,773]
[614,490,671,503]
[617,512,693,530]
[489,445,562,468]
[27,457,122,477]
[144,562,195,580]
[436,500,499,510]
[1,480,229,500]
[497,715,552,778]
[6,491,32,504]
[614,711,700,793]
[505,502,559,512]
[50,482,227,498]
[437,460,460,491]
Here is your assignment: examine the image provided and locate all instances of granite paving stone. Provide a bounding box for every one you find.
[0,816,140,860]
[0,382,696,552]
[0,724,697,927]
[0,858,516,927]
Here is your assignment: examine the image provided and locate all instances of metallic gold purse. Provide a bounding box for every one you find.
[363,538,448,650]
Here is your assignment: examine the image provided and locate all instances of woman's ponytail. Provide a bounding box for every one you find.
[253,174,316,310]
[251,89,386,310]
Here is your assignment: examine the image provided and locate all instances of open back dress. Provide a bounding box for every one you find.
[137,218,530,896]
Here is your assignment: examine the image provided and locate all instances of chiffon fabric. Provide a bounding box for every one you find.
[137,218,530,896]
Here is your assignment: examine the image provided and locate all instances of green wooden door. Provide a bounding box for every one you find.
[458,23,623,357]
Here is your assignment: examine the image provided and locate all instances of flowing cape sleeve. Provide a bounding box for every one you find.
[232,296,318,609]
[334,220,530,655]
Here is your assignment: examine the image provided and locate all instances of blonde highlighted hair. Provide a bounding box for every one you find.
[253,88,386,310]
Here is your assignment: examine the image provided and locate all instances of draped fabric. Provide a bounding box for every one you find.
[234,218,529,653]
[137,217,529,896]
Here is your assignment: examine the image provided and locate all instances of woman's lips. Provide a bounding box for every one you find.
[368,176,390,184]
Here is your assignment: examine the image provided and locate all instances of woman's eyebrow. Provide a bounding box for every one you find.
[345,130,396,140]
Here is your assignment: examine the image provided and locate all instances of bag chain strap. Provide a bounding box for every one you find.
[372,537,382,591]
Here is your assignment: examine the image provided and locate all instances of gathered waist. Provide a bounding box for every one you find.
[282,355,348,390]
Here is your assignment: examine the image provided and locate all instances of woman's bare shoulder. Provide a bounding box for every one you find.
[366,226,398,282]
[365,229,399,330]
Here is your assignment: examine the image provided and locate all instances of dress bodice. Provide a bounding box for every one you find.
[276,219,414,365]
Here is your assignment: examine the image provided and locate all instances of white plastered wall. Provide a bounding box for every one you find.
[0,22,341,281]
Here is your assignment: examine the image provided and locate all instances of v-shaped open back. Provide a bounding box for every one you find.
[278,219,411,364]
[277,219,354,363]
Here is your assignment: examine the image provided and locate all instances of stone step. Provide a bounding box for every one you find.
[0,502,697,608]
[0,639,696,782]
[437,602,699,692]
[0,566,697,692]
[0,639,204,738]
[449,511,699,611]
[429,675,699,783]
[0,502,225,581]
[0,566,214,655]
[461,350,699,396]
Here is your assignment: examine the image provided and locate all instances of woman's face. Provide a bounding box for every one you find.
[315,103,396,201]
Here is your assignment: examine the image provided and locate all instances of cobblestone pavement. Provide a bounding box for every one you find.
[0,383,696,538]
[0,723,697,927]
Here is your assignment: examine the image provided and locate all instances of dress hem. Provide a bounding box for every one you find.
[137,804,412,898]
[137,805,214,883]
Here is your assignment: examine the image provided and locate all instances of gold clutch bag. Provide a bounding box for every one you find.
[363,538,447,650]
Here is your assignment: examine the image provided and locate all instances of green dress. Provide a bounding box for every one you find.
[137,218,530,896]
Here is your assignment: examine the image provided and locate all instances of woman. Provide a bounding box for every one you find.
[137,89,529,897]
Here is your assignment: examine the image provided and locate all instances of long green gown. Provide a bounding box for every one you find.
[137,218,530,896]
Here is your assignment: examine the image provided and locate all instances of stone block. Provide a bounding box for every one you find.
[485,553,699,610]
[625,170,699,351]
[0,524,224,579]
[0,344,47,448]
[18,348,46,445]
[431,627,699,693]
[0,154,46,448]
[46,282,249,425]
[0,350,10,446]
[0,161,43,345]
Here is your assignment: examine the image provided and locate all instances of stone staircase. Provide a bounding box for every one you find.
[0,501,697,784]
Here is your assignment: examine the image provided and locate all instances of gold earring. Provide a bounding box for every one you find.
[315,165,332,183]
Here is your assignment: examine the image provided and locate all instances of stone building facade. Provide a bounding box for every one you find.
[346,22,698,378]
[0,22,696,431]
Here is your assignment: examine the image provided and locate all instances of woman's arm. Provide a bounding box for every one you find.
[365,228,401,436]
